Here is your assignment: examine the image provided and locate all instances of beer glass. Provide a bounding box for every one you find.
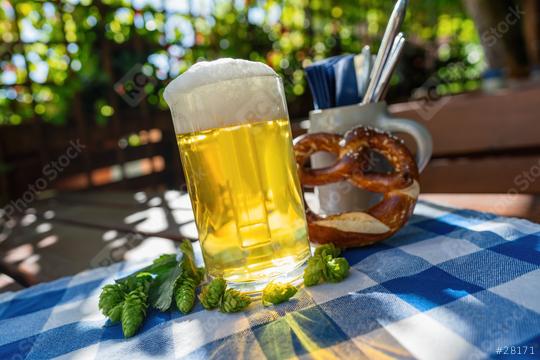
[164,59,310,293]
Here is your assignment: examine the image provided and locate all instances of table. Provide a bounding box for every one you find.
[1,191,539,287]
[0,194,539,359]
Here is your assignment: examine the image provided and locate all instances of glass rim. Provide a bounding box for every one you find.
[165,73,282,105]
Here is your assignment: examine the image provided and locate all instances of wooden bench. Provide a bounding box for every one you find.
[389,83,540,194]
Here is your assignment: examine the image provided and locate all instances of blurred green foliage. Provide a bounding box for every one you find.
[0,0,485,126]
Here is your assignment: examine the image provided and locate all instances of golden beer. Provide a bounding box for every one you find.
[164,59,310,292]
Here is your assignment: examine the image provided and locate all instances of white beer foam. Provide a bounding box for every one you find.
[163,58,287,134]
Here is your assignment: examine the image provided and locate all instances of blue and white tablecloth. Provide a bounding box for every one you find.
[1,201,539,359]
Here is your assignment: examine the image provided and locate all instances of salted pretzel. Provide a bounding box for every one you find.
[294,126,420,248]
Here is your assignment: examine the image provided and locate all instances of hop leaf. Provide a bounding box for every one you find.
[114,254,177,284]
[262,282,297,306]
[324,257,350,283]
[121,283,149,338]
[314,243,340,259]
[152,254,177,266]
[303,256,326,287]
[199,278,226,310]
[219,289,251,313]
[196,267,206,283]
[99,283,126,317]
[175,276,197,314]
[180,239,199,279]
[150,263,183,311]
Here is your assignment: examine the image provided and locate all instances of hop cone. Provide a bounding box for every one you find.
[121,282,150,338]
[99,283,125,318]
[108,303,124,322]
[303,256,326,287]
[262,282,297,306]
[324,257,350,283]
[175,276,197,314]
[219,289,251,313]
[199,278,226,310]
[314,243,341,259]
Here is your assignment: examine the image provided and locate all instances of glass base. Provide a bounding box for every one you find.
[212,258,307,298]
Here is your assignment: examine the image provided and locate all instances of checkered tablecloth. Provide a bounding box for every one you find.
[1,201,539,359]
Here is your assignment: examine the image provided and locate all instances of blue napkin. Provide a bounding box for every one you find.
[333,54,360,107]
[305,54,361,109]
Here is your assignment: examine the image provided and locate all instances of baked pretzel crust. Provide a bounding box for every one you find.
[294,126,420,248]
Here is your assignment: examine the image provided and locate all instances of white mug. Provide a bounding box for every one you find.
[308,101,432,215]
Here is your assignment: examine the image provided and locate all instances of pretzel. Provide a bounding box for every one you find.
[294,126,420,248]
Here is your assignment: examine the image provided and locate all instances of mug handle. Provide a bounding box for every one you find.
[378,113,433,172]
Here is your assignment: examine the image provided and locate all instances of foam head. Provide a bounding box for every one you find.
[164,58,288,134]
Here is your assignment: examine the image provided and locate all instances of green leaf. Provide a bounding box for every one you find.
[179,239,199,280]
[153,254,178,266]
[115,253,177,284]
[149,263,183,311]
[196,267,206,283]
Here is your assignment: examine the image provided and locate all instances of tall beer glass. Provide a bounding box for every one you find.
[164,59,310,293]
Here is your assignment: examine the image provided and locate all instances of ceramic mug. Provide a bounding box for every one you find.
[308,101,432,215]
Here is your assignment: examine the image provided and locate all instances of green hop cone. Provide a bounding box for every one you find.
[324,257,350,283]
[175,276,197,314]
[314,243,341,259]
[262,282,297,306]
[99,283,126,318]
[303,256,326,287]
[121,283,149,338]
[219,289,251,313]
[108,303,124,323]
[123,272,152,293]
[199,278,226,310]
